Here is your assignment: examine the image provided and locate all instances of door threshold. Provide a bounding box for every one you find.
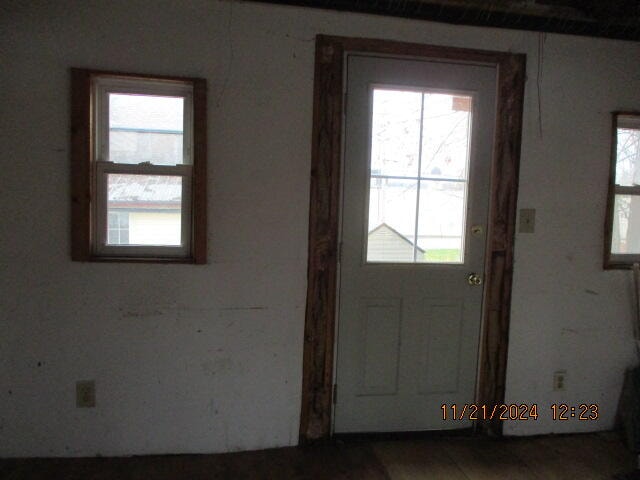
[333,427,474,443]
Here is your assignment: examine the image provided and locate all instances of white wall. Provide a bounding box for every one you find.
[1,0,639,457]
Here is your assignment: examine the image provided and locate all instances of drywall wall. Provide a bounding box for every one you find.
[1,0,639,457]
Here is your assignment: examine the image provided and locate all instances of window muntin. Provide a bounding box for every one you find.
[365,87,473,264]
[608,114,640,265]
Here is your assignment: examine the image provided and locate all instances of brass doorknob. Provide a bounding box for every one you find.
[468,273,483,286]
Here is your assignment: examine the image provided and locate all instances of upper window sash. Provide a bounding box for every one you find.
[93,77,194,166]
[614,114,640,188]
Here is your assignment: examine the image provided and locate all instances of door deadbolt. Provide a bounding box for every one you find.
[468,273,483,286]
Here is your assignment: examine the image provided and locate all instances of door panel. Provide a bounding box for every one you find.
[420,300,463,394]
[358,298,402,395]
[334,55,496,433]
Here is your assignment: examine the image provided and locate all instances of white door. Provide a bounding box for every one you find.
[334,55,496,433]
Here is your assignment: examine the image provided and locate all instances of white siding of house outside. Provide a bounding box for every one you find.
[368,224,421,262]
[129,211,181,246]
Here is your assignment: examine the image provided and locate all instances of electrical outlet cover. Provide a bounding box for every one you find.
[553,371,566,391]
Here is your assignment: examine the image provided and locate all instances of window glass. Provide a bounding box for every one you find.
[109,94,185,165]
[611,194,640,255]
[107,174,182,246]
[370,89,422,178]
[615,127,640,186]
[107,211,130,245]
[416,180,466,263]
[367,178,417,262]
[420,93,472,180]
[366,88,472,264]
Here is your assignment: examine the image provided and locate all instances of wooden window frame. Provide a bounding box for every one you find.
[299,35,526,442]
[604,112,640,269]
[70,68,207,264]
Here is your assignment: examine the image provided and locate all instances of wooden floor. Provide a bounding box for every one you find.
[1,432,636,479]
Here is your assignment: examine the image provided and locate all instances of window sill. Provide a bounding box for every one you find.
[604,257,640,270]
[83,255,204,264]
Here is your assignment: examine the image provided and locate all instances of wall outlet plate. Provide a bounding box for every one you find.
[76,380,96,408]
[553,371,566,391]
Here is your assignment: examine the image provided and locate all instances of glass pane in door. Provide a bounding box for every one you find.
[366,88,473,264]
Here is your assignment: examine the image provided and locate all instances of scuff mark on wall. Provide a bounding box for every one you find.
[120,310,165,318]
[201,358,234,376]
[220,306,266,311]
[118,303,175,319]
[561,327,579,334]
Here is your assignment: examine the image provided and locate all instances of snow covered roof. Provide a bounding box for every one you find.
[108,174,182,206]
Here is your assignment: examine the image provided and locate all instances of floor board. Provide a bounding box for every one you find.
[372,440,467,480]
[503,437,598,480]
[441,437,539,480]
[0,432,635,479]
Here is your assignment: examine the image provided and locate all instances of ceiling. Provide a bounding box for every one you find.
[249,0,640,41]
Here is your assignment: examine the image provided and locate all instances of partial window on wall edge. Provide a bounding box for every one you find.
[605,112,640,269]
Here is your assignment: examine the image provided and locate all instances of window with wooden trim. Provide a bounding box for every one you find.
[605,113,640,268]
[71,69,207,263]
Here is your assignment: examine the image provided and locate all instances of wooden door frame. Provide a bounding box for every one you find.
[300,34,526,443]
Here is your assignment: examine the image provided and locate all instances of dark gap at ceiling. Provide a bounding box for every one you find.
[249,0,640,41]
